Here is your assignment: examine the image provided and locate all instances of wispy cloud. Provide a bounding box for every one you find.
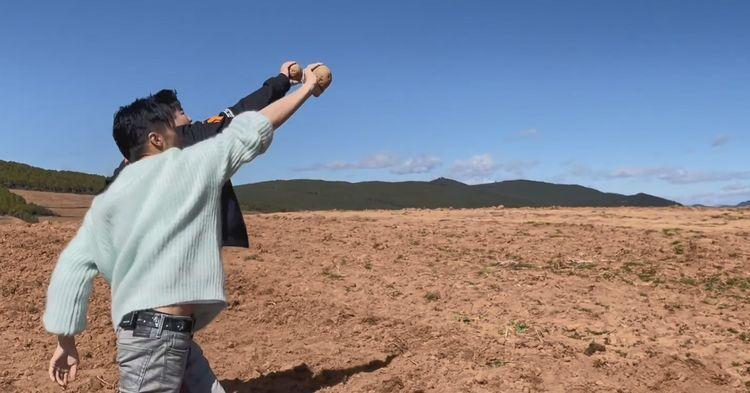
[563,162,750,185]
[723,183,750,192]
[294,153,398,171]
[501,160,539,176]
[391,155,442,174]
[607,167,750,184]
[682,185,750,206]
[712,134,731,148]
[516,128,539,138]
[449,154,497,182]
[295,153,441,175]
[296,151,535,183]
[447,154,539,184]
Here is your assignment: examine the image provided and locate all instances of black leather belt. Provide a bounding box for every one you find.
[119,310,194,333]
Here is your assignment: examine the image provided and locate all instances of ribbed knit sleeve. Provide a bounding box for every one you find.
[43,218,100,335]
[184,111,274,184]
[179,111,273,187]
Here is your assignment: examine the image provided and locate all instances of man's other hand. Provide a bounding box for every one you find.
[280,61,301,84]
[48,335,79,388]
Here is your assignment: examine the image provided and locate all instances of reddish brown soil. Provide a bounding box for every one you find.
[1,195,749,392]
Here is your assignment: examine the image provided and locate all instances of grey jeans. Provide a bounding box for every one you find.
[116,326,225,393]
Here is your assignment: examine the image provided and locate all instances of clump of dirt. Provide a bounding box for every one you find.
[585,341,606,356]
[1,205,749,392]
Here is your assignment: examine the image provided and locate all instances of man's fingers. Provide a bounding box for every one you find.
[282,61,298,75]
[48,364,55,382]
[54,369,65,386]
[69,364,77,381]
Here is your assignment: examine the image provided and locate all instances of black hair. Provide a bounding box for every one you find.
[112,96,176,161]
[152,89,183,114]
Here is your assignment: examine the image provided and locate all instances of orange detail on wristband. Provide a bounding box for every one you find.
[206,115,224,124]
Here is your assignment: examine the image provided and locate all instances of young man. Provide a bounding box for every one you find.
[44,63,324,392]
[108,61,300,248]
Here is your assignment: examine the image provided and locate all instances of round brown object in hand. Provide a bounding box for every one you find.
[288,63,302,83]
[312,65,332,97]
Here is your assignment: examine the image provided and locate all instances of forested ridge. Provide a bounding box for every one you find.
[0,160,683,220]
[0,160,106,194]
[234,178,680,212]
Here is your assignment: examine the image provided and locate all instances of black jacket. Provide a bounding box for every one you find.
[106,74,291,247]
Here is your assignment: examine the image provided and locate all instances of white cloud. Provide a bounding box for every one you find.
[295,152,441,175]
[294,153,399,171]
[356,153,401,169]
[607,167,750,184]
[447,154,539,183]
[682,187,750,206]
[723,184,750,192]
[563,162,750,185]
[501,160,539,176]
[607,167,670,179]
[449,154,498,181]
[451,154,497,176]
[392,155,442,174]
[517,128,539,138]
[712,134,731,148]
[568,164,598,178]
[461,176,496,185]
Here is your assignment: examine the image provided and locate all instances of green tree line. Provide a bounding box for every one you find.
[0,185,55,223]
[0,160,106,194]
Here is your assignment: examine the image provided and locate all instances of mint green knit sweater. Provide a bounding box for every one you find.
[43,112,274,335]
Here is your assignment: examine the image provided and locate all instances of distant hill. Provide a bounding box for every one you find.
[234,179,528,212]
[234,178,680,212]
[738,201,750,207]
[0,185,55,222]
[473,179,677,207]
[0,160,681,213]
[0,160,106,194]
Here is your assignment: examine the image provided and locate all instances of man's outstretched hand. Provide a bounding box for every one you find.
[259,62,326,129]
[48,335,79,388]
[302,63,323,94]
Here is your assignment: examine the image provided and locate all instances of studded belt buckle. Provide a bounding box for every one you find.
[120,311,138,329]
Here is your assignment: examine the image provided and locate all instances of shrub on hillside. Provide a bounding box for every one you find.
[0,186,56,223]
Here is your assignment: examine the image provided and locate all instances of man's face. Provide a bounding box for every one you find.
[173,107,191,127]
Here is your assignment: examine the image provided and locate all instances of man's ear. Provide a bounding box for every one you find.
[148,131,165,150]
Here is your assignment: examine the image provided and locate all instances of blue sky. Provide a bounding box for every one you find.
[0,1,748,205]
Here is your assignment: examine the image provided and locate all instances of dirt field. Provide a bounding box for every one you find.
[9,189,94,220]
[1,196,749,392]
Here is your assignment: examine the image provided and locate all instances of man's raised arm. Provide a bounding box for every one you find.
[223,61,297,118]
[186,63,324,184]
[258,63,321,130]
[180,61,298,147]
